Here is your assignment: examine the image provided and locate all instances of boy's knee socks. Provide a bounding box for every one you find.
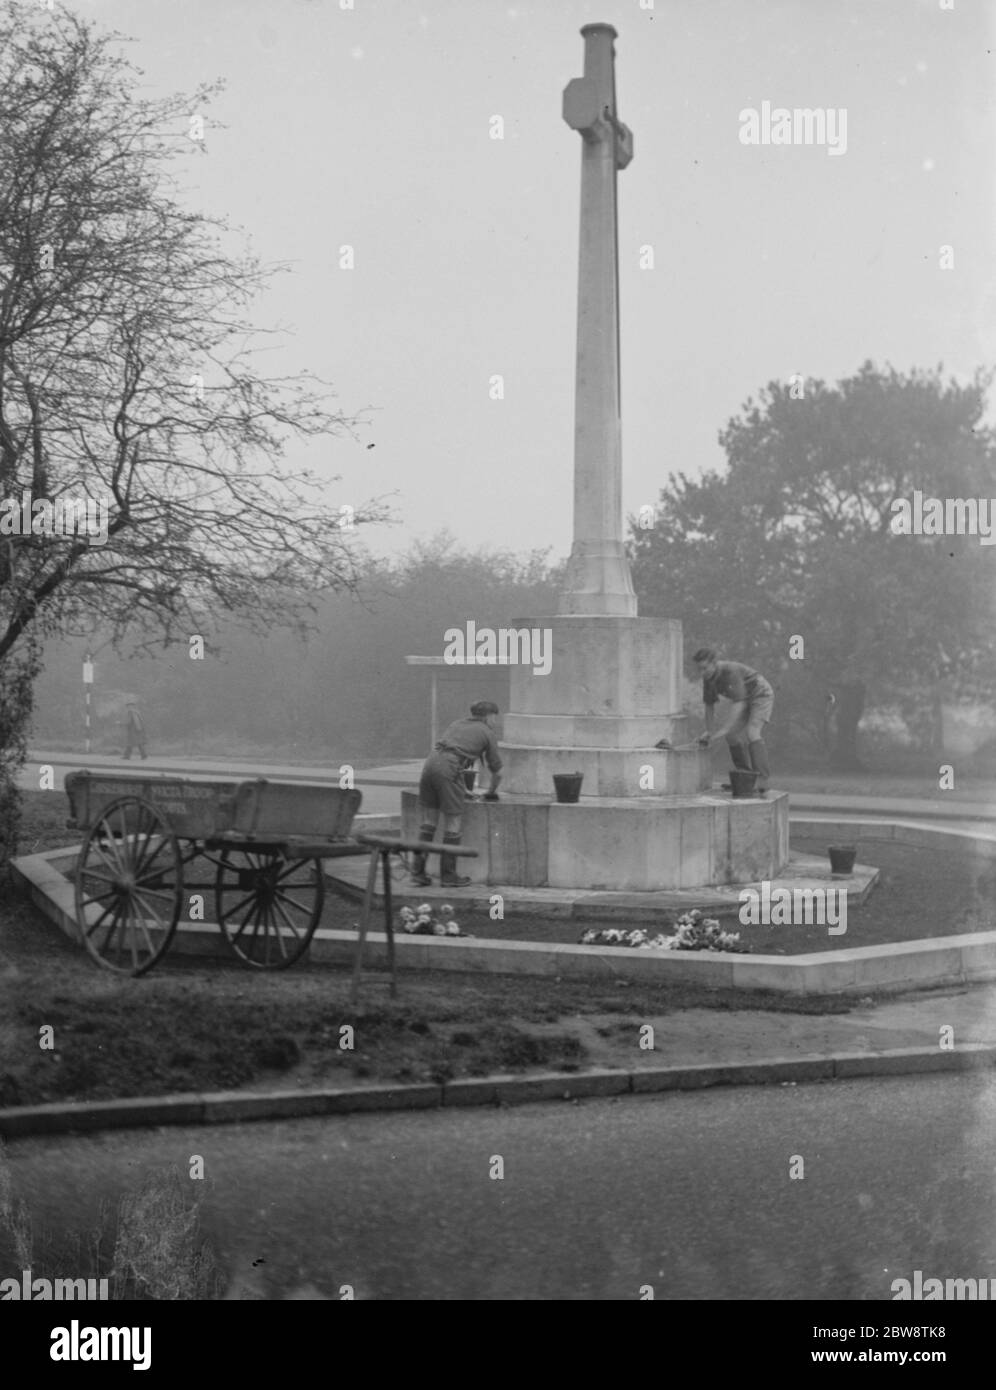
[728,742,751,771]
[441,831,462,880]
[412,824,436,876]
[747,739,770,781]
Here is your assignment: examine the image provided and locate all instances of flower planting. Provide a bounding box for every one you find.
[398,902,475,938]
[578,909,748,953]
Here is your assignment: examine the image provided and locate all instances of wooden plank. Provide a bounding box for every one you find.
[355,834,477,857]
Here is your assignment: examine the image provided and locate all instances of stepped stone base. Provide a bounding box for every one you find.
[501,711,693,749]
[507,614,684,723]
[402,789,790,893]
[497,743,709,798]
[499,612,711,797]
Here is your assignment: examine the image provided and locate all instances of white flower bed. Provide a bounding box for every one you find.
[579,910,748,953]
[398,902,474,938]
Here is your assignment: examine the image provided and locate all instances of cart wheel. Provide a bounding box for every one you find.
[74,796,183,976]
[214,849,325,969]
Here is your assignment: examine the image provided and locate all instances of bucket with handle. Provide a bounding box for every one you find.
[729,770,760,798]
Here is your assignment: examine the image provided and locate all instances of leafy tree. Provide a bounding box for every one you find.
[630,362,996,768]
[0,5,385,867]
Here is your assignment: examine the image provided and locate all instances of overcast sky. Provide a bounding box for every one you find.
[72,0,995,562]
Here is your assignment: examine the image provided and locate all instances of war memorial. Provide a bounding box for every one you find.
[401,24,790,897]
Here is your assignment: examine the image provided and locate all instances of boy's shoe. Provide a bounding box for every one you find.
[409,870,432,887]
[440,874,472,888]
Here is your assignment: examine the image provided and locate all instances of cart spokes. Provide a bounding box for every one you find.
[214,847,324,969]
[74,796,183,976]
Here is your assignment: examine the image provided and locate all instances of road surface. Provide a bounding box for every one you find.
[4,1073,995,1300]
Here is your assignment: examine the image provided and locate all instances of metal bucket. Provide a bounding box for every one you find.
[729,770,760,798]
[828,845,857,876]
[553,772,584,804]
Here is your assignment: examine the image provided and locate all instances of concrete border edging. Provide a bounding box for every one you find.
[792,816,996,855]
[2,1046,995,1139]
[10,815,996,998]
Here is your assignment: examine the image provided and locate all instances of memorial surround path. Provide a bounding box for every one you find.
[20,748,996,828]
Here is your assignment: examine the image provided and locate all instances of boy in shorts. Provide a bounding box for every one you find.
[411,700,503,887]
[693,647,775,793]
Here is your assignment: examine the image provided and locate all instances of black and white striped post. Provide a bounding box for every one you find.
[82,652,94,753]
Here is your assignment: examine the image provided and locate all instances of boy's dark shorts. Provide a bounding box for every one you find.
[418,751,466,816]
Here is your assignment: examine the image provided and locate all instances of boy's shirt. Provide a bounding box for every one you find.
[435,718,503,772]
[702,661,772,707]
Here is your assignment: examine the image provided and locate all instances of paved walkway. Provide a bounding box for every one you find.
[24,749,996,823]
[571,985,996,1071]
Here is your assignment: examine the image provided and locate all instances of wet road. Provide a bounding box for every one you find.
[4,1073,996,1300]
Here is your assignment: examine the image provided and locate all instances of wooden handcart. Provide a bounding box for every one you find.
[63,771,476,998]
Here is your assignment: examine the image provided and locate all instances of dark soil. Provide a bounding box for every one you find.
[308,837,995,956]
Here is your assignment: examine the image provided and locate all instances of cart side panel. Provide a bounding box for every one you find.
[230,781,362,840]
[64,772,239,838]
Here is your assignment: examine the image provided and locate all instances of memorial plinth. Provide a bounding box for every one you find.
[402,791,790,892]
[499,614,709,797]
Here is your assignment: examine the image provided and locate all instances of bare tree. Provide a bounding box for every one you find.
[0,3,389,865]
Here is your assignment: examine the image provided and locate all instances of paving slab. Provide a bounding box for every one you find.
[200,1084,443,1122]
[0,1095,207,1137]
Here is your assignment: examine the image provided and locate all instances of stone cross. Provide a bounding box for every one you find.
[559,23,638,618]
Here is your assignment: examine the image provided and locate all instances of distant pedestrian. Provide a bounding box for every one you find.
[122,702,148,761]
[692,647,774,793]
[411,700,503,887]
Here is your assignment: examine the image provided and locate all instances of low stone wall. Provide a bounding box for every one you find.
[401,789,790,891]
